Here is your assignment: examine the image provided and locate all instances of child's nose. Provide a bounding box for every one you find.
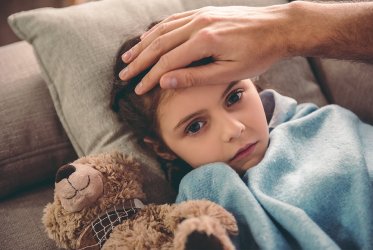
[221,117,245,142]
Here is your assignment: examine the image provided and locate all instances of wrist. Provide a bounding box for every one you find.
[241,3,300,64]
[280,1,338,58]
[252,2,313,61]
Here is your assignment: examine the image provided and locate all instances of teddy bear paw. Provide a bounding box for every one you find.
[173,216,235,250]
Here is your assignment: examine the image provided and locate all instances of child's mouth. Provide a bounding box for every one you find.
[229,142,258,163]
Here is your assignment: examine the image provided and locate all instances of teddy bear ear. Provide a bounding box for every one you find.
[42,203,55,232]
[42,203,63,246]
[42,202,79,249]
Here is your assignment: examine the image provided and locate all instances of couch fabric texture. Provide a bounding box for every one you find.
[0,41,77,199]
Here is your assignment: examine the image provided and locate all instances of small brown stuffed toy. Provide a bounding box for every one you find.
[42,152,238,250]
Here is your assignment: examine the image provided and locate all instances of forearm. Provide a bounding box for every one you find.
[282,1,373,62]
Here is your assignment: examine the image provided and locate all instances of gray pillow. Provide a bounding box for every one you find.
[8,0,325,202]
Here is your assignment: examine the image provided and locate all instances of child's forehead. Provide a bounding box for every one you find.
[159,87,202,108]
[157,86,206,117]
[157,80,254,114]
[159,88,178,104]
[159,83,225,104]
[156,84,229,119]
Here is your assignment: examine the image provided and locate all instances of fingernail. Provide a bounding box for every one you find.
[122,50,132,62]
[163,77,178,88]
[135,81,143,94]
[119,67,128,80]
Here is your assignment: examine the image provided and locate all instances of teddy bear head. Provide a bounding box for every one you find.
[42,152,146,249]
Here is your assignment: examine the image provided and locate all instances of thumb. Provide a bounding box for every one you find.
[159,61,241,89]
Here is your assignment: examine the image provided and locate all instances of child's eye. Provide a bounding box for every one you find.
[185,121,205,135]
[226,89,243,107]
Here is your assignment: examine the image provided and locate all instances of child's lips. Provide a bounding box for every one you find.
[229,142,258,163]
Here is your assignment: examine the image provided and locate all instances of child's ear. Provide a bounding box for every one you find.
[143,137,177,161]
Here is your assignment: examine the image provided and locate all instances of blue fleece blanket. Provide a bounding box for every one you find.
[176,90,373,250]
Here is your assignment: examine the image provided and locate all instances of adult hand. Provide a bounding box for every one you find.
[119,5,290,94]
[119,2,373,95]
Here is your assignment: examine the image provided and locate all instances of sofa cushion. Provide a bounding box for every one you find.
[0,182,63,249]
[310,58,373,125]
[0,41,77,199]
[259,56,327,107]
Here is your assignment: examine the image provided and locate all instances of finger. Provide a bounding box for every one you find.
[159,61,244,89]
[135,34,215,94]
[120,21,193,82]
[122,16,192,66]
[141,9,198,40]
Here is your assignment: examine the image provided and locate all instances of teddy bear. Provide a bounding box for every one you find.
[42,152,238,250]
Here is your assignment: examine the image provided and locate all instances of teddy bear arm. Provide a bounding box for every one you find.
[102,208,175,250]
[185,231,225,250]
[173,216,236,250]
[172,200,238,235]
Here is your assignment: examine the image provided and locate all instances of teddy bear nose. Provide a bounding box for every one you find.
[55,164,76,183]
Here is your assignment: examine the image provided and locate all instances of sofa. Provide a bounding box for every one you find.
[0,0,372,249]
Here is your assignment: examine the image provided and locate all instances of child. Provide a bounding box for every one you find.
[110,29,373,249]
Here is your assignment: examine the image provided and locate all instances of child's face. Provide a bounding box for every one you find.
[157,79,269,174]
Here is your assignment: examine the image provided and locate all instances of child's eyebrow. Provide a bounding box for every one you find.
[221,80,239,99]
[173,110,207,131]
[173,81,240,131]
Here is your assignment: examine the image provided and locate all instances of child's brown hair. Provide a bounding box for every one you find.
[110,23,264,189]
[110,23,192,189]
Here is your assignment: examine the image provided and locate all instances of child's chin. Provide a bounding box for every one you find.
[238,158,261,173]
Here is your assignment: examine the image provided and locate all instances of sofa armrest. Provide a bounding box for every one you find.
[0,41,77,199]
